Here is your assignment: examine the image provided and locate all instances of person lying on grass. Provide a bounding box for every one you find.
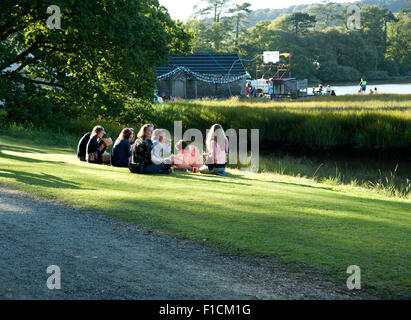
[129,124,171,174]
[111,128,134,168]
[86,125,112,164]
[173,140,203,173]
[200,124,229,177]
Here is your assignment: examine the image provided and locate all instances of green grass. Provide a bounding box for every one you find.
[153,95,411,152]
[253,153,411,199]
[0,134,410,299]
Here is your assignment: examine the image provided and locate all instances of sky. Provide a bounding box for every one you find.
[158,0,354,21]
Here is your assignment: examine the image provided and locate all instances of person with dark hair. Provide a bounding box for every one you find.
[111,128,134,167]
[173,139,203,172]
[77,132,92,161]
[331,90,336,96]
[86,125,112,164]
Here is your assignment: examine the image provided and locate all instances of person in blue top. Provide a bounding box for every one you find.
[268,78,274,100]
[111,128,134,167]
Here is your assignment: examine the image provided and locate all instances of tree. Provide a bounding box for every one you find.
[229,2,252,48]
[0,0,191,124]
[309,2,345,30]
[194,0,232,23]
[386,9,411,73]
[285,13,316,36]
[361,5,397,57]
[191,0,234,52]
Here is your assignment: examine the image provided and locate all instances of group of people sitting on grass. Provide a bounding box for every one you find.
[77,123,229,176]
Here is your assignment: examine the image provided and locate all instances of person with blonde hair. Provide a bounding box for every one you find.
[200,124,229,176]
[86,125,112,164]
[136,124,154,142]
[111,128,134,167]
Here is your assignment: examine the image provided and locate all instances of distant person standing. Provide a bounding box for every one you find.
[374,87,378,94]
[268,79,274,100]
[359,78,367,94]
[246,82,251,97]
[331,90,336,96]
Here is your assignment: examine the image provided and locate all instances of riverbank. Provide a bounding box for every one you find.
[309,76,411,87]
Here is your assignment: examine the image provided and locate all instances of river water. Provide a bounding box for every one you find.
[312,83,411,95]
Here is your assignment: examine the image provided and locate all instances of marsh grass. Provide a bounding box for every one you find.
[246,153,411,199]
[154,95,411,152]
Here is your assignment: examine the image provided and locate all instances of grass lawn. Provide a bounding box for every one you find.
[0,135,410,299]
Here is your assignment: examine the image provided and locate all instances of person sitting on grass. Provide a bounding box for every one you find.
[174,140,203,172]
[77,131,92,162]
[200,124,229,177]
[86,125,112,164]
[129,124,171,174]
[151,129,173,167]
[111,128,134,168]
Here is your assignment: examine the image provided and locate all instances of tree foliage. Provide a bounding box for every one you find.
[186,1,411,83]
[0,0,191,125]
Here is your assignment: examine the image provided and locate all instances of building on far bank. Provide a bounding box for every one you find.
[156,53,247,99]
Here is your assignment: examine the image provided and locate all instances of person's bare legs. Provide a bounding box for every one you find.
[174,162,193,171]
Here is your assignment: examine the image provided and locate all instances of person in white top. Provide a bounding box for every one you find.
[151,129,172,165]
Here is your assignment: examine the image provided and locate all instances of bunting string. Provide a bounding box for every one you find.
[157,66,247,84]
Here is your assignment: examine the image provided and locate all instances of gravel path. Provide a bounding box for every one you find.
[0,186,374,300]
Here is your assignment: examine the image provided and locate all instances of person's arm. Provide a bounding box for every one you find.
[161,144,171,154]
[89,136,103,153]
[125,141,132,158]
[97,140,107,155]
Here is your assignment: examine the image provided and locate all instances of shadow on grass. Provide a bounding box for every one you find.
[270,180,337,192]
[0,169,84,190]
[0,144,48,154]
[162,171,253,186]
[106,194,410,298]
[0,149,65,164]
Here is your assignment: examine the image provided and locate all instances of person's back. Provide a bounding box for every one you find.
[77,132,91,161]
[129,138,153,173]
[183,145,203,168]
[111,139,132,167]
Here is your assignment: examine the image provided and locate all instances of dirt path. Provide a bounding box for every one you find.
[0,186,374,300]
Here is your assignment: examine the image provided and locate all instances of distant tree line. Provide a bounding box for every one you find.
[185,0,411,82]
